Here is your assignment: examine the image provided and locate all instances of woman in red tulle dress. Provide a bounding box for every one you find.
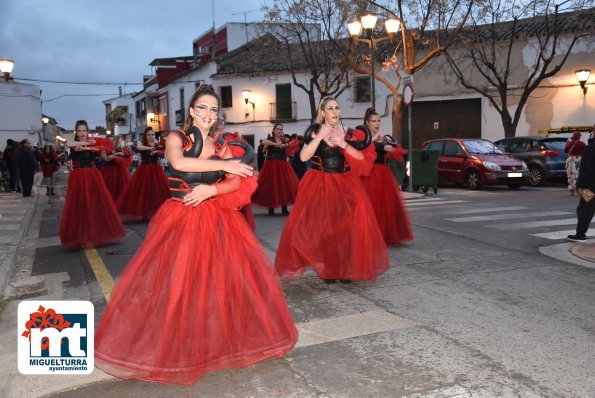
[361,108,413,245]
[100,139,131,201]
[95,85,297,385]
[59,120,125,249]
[116,127,170,220]
[251,123,299,215]
[274,97,389,283]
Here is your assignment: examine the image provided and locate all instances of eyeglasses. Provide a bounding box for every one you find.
[193,104,219,115]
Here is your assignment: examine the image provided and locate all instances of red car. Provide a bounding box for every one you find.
[422,138,529,189]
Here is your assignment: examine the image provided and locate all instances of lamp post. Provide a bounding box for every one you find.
[576,69,591,95]
[348,15,400,109]
[241,89,256,121]
[0,59,14,81]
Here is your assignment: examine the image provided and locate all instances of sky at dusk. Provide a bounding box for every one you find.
[0,0,268,129]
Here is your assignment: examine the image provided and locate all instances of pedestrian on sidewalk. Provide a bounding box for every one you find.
[94,84,297,385]
[564,130,587,196]
[275,97,389,284]
[15,139,37,197]
[40,145,59,195]
[568,125,595,242]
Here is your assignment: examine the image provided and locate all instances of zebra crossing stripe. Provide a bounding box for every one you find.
[443,206,530,215]
[406,200,468,207]
[492,218,578,230]
[446,211,572,223]
[531,230,594,240]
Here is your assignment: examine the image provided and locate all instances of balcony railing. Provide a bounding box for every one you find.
[269,102,297,122]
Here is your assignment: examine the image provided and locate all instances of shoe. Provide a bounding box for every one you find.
[338,280,353,284]
[281,206,290,216]
[323,279,337,284]
[46,187,50,196]
[50,189,56,196]
[268,208,275,216]
[567,234,586,242]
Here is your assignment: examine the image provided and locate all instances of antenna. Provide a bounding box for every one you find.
[232,9,259,44]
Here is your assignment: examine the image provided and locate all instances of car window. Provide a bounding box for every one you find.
[529,140,542,152]
[495,140,510,152]
[426,141,444,153]
[510,139,530,153]
[462,140,502,155]
[443,141,463,156]
[541,139,566,151]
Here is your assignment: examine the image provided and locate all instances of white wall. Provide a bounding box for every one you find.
[0,81,42,144]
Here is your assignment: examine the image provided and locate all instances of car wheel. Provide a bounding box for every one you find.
[507,184,521,189]
[528,166,545,186]
[465,170,481,190]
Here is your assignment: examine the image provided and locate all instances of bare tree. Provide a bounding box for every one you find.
[444,1,594,138]
[262,0,368,122]
[347,0,474,141]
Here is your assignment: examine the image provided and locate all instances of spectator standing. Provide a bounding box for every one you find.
[40,145,59,195]
[564,131,587,195]
[16,139,37,197]
[568,125,595,242]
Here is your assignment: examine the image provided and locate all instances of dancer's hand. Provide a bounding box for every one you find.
[222,160,254,178]
[328,132,347,149]
[384,145,395,153]
[183,184,217,207]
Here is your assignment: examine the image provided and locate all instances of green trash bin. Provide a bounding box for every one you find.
[387,158,408,188]
[410,149,439,194]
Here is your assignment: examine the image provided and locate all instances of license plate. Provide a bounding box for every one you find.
[508,173,522,177]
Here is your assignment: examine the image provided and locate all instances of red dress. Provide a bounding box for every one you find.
[40,152,57,178]
[116,149,170,220]
[251,145,299,208]
[361,141,414,245]
[95,134,297,385]
[275,132,389,282]
[101,157,130,201]
[59,150,125,248]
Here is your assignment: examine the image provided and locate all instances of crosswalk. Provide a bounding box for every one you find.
[406,197,594,240]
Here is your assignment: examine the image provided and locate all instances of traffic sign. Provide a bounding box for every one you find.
[403,83,414,107]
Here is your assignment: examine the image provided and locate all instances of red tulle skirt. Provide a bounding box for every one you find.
[274,170,389,282]
[361,164,414,245]
[101,164,130,201]
[240,204,256,230]
[59,168,125,249]
[95,198,298,385]
[251,160,299,208]
[116,164,171,220]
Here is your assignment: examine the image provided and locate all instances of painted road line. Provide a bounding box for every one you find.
[85,248,114,300]
[295,310,416,348]
[491,218,577,230]
[446,211,571,223]
[531,230,595,240]
[443,206,530,215]
[406,200,468,207]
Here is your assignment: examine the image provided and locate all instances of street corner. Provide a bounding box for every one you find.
[570,239,595,263]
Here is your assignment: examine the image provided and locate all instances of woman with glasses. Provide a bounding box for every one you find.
[60,120,125,248]
[95,84,297,385]
[251,123,299,215]
[116,127,171,220]
[275,97,389,283]
[361,108,413,245]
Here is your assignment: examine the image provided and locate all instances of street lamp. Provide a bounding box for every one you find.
[241,89,255,120]
[575,69,591,95]
[0,59,15,81]
[348,15,400,109]
[42,117,50,124]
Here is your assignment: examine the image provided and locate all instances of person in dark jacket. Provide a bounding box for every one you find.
[16,139,37,197]
[568,124,595,242]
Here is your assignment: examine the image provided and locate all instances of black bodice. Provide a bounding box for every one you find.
[311,140,349,174]
[140,149,160,165]
[266,145,287,160]
[71,150,98,169]
[374,141,386,164]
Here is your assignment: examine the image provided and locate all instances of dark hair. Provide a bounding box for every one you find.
[364,107,379,124]
[74,120,89,141]
[183,84,220,132]
[20,139,29,146]
[142,127,154,146]
[272,123,283,135]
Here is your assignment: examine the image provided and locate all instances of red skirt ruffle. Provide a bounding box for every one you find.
[240,204,256,230]
[59,168,125,248]
[101,164,130,201]
[274,170,389,282]
[116,164,171,220]
[361,164,414,245]
[94,199,298,385]
[251,160,299,208]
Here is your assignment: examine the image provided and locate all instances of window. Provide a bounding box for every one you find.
[443,140,463,156]
[510,139,530,153]
[354,76,371,103]
[276,84,292,120]
[179,88,185,113]
[426,141,444,153]
[220,86,232,108]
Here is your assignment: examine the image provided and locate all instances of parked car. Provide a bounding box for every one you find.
[494,136,567,186]
[422,138,529,190]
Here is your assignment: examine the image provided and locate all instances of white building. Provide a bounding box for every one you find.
[0,80,43,145]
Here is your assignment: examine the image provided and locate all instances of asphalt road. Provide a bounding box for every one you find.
[19,181,595,397]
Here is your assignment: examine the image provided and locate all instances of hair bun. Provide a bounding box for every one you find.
[365,107,376,117]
